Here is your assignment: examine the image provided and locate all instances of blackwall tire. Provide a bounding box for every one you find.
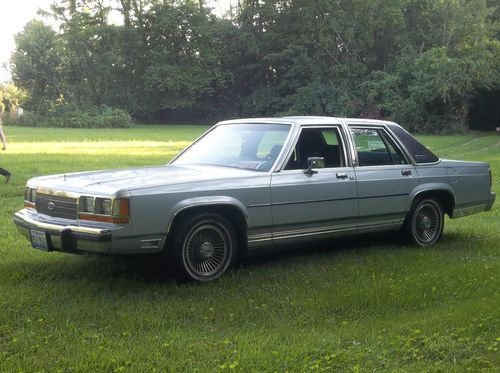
[168,213,236,282]
[405,198,444,246]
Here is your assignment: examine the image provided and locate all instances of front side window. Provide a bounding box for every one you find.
[351,128,408,166]
[285,127,345,170]
[172,123,291,172]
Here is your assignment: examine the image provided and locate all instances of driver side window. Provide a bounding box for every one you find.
[285,127,345,170]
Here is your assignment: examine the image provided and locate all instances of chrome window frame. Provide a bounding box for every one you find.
[348,124,412,168]
[276,124,351,172]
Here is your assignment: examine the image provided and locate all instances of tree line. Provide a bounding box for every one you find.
[10,0,500,132]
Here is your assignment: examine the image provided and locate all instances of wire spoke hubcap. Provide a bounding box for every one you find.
[413,203,441,244]
[184,224,229,278]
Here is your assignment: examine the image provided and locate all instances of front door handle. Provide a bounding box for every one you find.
[336,172,348,179]
[401,169,412,176]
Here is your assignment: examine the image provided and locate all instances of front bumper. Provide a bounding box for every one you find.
[14,208,112,254]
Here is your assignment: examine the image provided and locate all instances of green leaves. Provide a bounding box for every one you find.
[8,0,500,131]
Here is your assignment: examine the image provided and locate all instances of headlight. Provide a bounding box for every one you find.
[96,198,112,215]
[24,187,37,208]
[79,197,130,224]
[80,196,95,213]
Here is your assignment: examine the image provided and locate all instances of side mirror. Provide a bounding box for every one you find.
[304,157,325,175]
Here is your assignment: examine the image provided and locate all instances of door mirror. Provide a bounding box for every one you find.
[304,157,325,175]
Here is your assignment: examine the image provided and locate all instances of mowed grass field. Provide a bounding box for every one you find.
[0,125,498,371]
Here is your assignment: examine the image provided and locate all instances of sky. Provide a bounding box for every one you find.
[0,0,234,83]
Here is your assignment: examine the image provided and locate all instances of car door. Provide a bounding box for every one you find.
[348,125,416,231]
[270,125,358,243]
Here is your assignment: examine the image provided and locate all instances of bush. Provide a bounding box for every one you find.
[5,105,134,128]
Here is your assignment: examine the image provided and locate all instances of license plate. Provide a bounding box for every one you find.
[30,229,49,251]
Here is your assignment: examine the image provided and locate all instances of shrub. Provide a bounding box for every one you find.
[5,105,134,128]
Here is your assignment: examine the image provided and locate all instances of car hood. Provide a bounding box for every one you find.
[29,164,262,196]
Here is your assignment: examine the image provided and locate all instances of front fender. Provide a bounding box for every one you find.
[166,196,249,234]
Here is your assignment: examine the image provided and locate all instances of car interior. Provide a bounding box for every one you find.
[285,128,344,170]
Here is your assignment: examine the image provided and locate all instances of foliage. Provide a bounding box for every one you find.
[10,20,61,112]
[0,83,27,113]
[9,0,500,132]
[6,104,133,128]
[0,126,498,370]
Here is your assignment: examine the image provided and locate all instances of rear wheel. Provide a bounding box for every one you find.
[404,198,444,246]
[168,213,236,282]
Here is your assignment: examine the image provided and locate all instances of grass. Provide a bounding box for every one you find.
[0,125,498,371]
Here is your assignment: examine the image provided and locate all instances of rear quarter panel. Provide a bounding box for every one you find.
[414,160,491,217]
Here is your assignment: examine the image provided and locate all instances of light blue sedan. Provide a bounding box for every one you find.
[14,117,496,281]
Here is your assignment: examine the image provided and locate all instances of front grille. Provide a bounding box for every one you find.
[36,192,78,220]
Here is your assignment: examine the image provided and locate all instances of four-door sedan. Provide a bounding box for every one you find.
[14,117,496,281]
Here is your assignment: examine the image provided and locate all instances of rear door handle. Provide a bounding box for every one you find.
[401,169,412,176]
[336,172,348,179]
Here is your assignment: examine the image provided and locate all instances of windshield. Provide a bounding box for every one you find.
[172,123,291,171]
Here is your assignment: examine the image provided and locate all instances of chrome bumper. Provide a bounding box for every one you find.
[13,209,112,254]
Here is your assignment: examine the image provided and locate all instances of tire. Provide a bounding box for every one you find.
[404,198,444,246]
[167,213,237,282]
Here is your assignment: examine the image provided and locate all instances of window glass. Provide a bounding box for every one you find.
[379,131,408,165]
[351,128,405,166]
[387,124,439,163]
[322,130,340,145]
[256,130,289,158]
[285,127,344,170]
[173,123,291,172]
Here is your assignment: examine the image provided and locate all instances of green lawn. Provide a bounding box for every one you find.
[0,125,498,371]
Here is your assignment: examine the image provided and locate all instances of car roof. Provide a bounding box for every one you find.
[217,116,397,127]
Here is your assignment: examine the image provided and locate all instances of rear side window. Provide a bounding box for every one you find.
[387,124,439,163]
[350,128,408,166]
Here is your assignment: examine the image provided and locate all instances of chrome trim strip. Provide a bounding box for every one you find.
[140,239,163,250]
[248,193,408,209]
[247,232,273,242]
[36,188,81,199]
[247,203,272,208]
[247,220,403,243]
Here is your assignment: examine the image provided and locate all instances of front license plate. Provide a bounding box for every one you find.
[30,229,49,251]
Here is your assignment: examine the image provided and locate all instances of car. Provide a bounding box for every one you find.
[14,117,496,281]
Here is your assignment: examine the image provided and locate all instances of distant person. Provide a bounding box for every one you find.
[0,116,11,183]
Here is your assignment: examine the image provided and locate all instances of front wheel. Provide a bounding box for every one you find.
[168,213,236,282]
[404,198,444,246]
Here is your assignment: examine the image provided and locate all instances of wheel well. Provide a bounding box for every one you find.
[167,205,248,255]
[413,190,455,217]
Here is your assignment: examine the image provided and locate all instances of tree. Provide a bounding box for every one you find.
[10,20,62,111]
[9,0,499,131]
[142,1,232,118]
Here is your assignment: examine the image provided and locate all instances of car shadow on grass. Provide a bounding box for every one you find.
[2,231,470,286]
